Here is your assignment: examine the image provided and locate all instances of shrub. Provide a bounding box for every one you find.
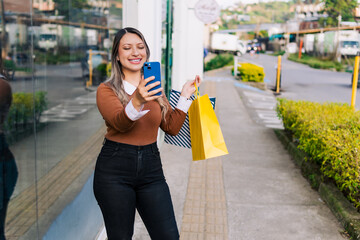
[4,59,16,70]
[106,62,111,77]
[276,98,360,209]
[5,91,48,142]
[204,53,233,71]
[92,63,109,85]
[233,63,265,82]
[96,63,108,78]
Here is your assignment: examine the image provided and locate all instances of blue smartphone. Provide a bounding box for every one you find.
[143,61,162,96]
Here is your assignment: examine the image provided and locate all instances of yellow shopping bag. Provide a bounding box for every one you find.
[189,85,228,161]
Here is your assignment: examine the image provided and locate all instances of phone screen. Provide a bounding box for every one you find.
[143,62,162,96]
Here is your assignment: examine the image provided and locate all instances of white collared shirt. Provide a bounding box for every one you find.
[124,80,192,121]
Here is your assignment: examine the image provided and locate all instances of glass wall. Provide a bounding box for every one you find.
[0,0,122,239]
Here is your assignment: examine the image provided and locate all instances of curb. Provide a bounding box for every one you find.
[234,77,268,91]
[274,129,360,240]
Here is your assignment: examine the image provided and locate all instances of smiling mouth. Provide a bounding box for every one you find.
[129,59,142,64]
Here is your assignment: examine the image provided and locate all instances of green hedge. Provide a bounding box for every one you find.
[204,53,233,71]
[97,63,109,78]
[233,63,265,82]
[5,91,48,143]
[4,59,16,70]
[276,98,360,209]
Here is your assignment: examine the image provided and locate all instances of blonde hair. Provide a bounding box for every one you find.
[104,27,168,120]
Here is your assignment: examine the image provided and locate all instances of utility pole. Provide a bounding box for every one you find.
[336,14,342,63]
[0,0,6,58]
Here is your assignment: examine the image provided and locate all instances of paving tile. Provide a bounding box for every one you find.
[180,82,228,239]
[4,125,106,239]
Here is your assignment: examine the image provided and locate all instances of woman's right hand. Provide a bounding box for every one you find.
[180,75,201,99]
[132,76,162,111]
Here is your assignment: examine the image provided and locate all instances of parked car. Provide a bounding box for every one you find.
[81,50,109,86]
[247,42,261,53]
[246,41,262,53]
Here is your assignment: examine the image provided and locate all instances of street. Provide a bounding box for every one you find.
[10,54,358,117]
[239,53,358,106]
[11,62,88,109]
[8,62,103,198]
[5,55,354,240]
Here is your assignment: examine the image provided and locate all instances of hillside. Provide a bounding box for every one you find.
[219,1,296,29]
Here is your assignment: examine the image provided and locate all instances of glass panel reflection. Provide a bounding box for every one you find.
[1,0,122,239]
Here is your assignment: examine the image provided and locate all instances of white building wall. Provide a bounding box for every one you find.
[122,0,162,62]
[138,0,162,62]
[122,0,138,29]
[123,0,204,91]
[172,0,204,92]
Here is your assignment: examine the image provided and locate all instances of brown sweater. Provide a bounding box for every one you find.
[96,83,187,146]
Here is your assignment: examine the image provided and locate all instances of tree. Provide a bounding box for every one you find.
[53,0,89,21]
[321,0,357,27]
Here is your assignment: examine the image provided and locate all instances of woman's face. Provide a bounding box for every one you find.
[117,33,147,75]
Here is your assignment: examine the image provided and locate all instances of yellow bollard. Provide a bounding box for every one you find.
[351,54,360,109]
[86,49,93,87]
[276,55,282,94]
[298,39,303,59]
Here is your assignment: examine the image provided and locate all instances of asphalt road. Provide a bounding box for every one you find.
[10,62,88,108]
[239,53,358,107]
[8,62,104,197]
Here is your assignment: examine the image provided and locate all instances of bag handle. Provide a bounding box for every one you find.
[194,82,200,99]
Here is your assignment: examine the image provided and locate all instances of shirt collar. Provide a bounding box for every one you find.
[123,80,137,95]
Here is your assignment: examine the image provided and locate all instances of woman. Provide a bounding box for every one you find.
[93,27,201,240]
[0,68,18,240]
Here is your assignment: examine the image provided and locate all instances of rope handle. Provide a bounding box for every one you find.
[194,82,200,99]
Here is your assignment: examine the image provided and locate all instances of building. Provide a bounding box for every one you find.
[33,0,55,12]
[3,0,31,14]
[356,4,360,19]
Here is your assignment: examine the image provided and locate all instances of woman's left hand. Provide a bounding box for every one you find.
[180,75,201,99]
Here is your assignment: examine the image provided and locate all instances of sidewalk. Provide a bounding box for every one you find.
[138,67,347,239]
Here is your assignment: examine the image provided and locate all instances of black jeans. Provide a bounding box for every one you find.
[93,139,179,240]
[1,133,18,240]
[0,201,8,240]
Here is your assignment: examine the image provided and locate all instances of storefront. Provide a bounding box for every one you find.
[1,0,204,238]
[1,1,121,239]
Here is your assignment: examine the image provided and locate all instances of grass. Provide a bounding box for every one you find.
[288,53,344,72]
[269,50,286,56]
[204,53,234,71]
